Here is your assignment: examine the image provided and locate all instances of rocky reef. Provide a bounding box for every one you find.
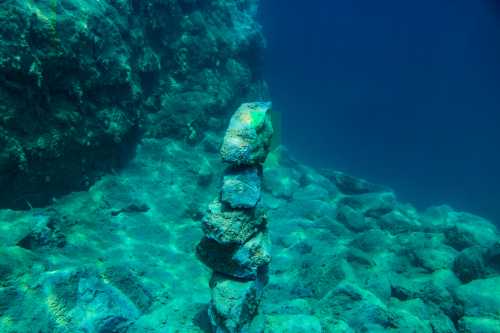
[0,135,499,332]
[197,102,273,332]
[0,0,266,209]
[1,1,500,333]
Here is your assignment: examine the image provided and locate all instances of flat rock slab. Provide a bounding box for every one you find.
[220,102,273,165]
[221,166,262,209]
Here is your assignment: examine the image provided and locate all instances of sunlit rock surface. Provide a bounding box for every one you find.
[220,102,273,165]
[1,139,499,332]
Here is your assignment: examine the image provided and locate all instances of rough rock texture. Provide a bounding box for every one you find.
[202,199,266,245]
[0,0,266,209]
[197,102,273,332]
[198,231,271,279]
[209,273,266,333]
[220,102,273,165]
[222,166,262,209]
[0,140,499,332]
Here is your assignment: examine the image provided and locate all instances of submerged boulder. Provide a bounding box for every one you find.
[220,102,273,165]
[209,272,266,333]
[455,277,500,318]
[202,199,266,245]
[453,246,487,283]
[197,232,271,280]
[457,317,500,333]
[221,166,262,209]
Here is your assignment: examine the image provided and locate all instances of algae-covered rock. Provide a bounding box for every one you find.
[221,166,262,209]
[220,102,273,165]
[317,282,392,331]
[0,0,267,209]
[456,277,500,318]
[209,272,265,333]
[202,199,266,245]
[197,232,271,279]
[458,317,500,333]
[453,246,487,283]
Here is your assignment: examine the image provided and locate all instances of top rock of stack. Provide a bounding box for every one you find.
[220,102,273,166]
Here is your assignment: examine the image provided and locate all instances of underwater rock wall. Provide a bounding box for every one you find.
[0,0,266,209]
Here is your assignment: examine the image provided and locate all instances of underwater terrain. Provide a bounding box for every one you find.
[261,0,500,224]
[0,0,499,333]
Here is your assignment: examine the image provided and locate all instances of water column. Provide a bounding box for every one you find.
[197,102,273,332]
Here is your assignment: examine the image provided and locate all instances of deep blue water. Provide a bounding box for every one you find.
[260,0,500,224]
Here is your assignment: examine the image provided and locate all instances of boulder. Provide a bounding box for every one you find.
[455,277,500,318]
[457,317,500,333]
[453,246,486,283]
[317,282,392,331]
[37,268,140,333]
[377,208,422,234]
[202,199,266,245]
[321,170,389,195]
[337,205,375,232]
[197,232,271,280]
[220,102,273,165]
[209,273,265,333]
[486,241,500,269]
[292,184,330,201]
[221,166,262,209]
[338,192,397,218]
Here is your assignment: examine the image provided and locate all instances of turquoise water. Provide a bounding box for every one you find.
[0,1,499,332]
[261,0,500,225]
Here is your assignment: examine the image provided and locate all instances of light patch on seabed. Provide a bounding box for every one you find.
[46,293,71,328]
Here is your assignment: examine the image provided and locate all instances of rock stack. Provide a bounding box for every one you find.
[197,102,273,333]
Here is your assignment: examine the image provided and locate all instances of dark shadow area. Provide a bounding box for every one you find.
[0,128,140,210]
[193,304,212,333]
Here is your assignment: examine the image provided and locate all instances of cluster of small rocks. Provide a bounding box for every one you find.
[197,102,273,332]
[260,148,500,332]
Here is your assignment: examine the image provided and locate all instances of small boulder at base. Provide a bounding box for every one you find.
[209,273,265,333]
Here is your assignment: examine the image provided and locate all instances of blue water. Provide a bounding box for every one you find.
[260,0,500,224]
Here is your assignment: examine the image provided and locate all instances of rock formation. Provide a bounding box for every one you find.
[0,0,266,209]
[197,102,273,332]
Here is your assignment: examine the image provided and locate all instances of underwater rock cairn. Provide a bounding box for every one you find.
[197,102,274,333]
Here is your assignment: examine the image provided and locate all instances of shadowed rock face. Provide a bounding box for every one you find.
[0,0,266,209]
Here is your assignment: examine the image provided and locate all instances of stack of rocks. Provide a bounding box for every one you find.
[197,102,274,333]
